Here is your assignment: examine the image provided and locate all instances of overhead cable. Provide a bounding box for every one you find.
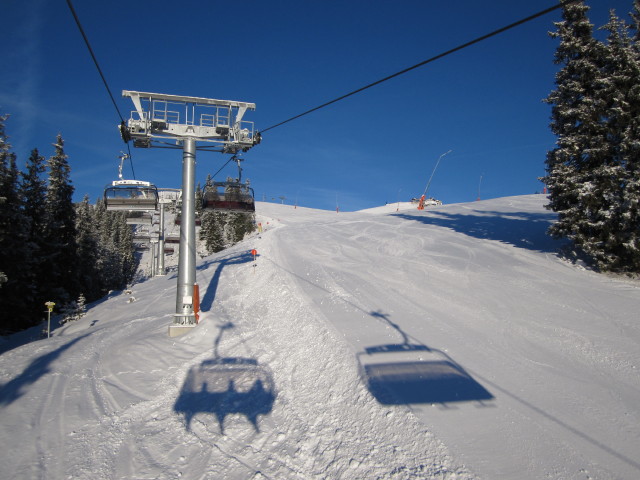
[212,157,235,179]
[260,0,579,133]
[65,0,135,176]
[65,0,125,123]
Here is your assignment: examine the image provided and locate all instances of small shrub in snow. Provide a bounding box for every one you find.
[60,294,87,324]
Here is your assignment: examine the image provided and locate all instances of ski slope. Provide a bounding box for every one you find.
[1,194,639,479]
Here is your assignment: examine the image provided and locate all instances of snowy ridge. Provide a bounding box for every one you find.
[1,194,640,479]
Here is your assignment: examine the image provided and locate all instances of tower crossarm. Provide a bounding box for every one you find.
[120,90,259,151]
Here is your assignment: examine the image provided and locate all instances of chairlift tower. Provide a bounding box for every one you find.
[120,91,260,337]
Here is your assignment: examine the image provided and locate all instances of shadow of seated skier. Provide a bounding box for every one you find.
[174,322,275,433]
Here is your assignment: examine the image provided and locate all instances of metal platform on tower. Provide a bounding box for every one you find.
[120,91,260,153]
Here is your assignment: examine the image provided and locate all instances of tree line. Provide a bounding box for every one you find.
[0,115,136,334]
[543,0,640,273]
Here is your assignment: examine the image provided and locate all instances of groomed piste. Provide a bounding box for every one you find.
[1,194,639,479]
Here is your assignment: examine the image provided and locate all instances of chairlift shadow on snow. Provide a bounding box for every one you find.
[358,311,493,406]
[173,322,275,433]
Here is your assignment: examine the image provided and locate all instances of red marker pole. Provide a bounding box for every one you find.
[251,249,258,273]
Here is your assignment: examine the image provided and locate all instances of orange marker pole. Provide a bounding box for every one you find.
[193,283,200,323]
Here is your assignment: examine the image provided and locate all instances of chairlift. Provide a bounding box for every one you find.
[202,181,255,213]
[202,155,255,213]
[104,153,159,211]
[104,179,159,212]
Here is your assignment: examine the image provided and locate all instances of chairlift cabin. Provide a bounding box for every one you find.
[202,181,255,213]
[104,180,159,212]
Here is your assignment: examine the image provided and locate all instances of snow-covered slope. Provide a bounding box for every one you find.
[1,195,639,479]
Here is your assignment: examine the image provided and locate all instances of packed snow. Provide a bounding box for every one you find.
[1,194,639,479]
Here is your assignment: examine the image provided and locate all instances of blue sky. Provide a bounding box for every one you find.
[1,0,635,211]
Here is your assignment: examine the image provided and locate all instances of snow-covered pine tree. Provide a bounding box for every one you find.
[544,1,640,273]
[59,301,77,324]
[75,195,102,300]
[60,293,86,324]
[622,0,640,271]
[199,175,225,254]
[631,0,640,43]
[98,200,126,288]
[76,292,86,318]
[594,9,640,272]
[226,211,255,245]
[195,180,204,217]
[19,148,49,312]
[42,134,79,301]
[0,115,33,332]
[200,210,226,253]
[114,211,137,285]
[543,1,620,270]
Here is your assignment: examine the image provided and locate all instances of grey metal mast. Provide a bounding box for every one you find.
[175,138,196,323]
[120,91,259,337]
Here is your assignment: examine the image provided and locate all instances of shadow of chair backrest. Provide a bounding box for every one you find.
[365,343,430,355]
[174,357,275,433]
[358,344,493,405]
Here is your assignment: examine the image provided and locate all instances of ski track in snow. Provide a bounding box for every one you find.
[1,194,639,479]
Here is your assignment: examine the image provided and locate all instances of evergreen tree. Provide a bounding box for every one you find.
[93,198,137,291]
[226,212,255,244]
[200,210,226,253]
[595,9,640,271]
[114,211,137,286]
[543,2,625,271]
[543,1,640,272]
[19,148,48,309]
[631,0,640,43]
[75,195,101,300]
[199,176,224,253]
[42,134,78,302]
[95,199,119,290]
[0,115,32,332]
[195,181,203,217]
[60,293,86,324]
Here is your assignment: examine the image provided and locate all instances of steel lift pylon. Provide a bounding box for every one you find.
[120,91,260,337]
